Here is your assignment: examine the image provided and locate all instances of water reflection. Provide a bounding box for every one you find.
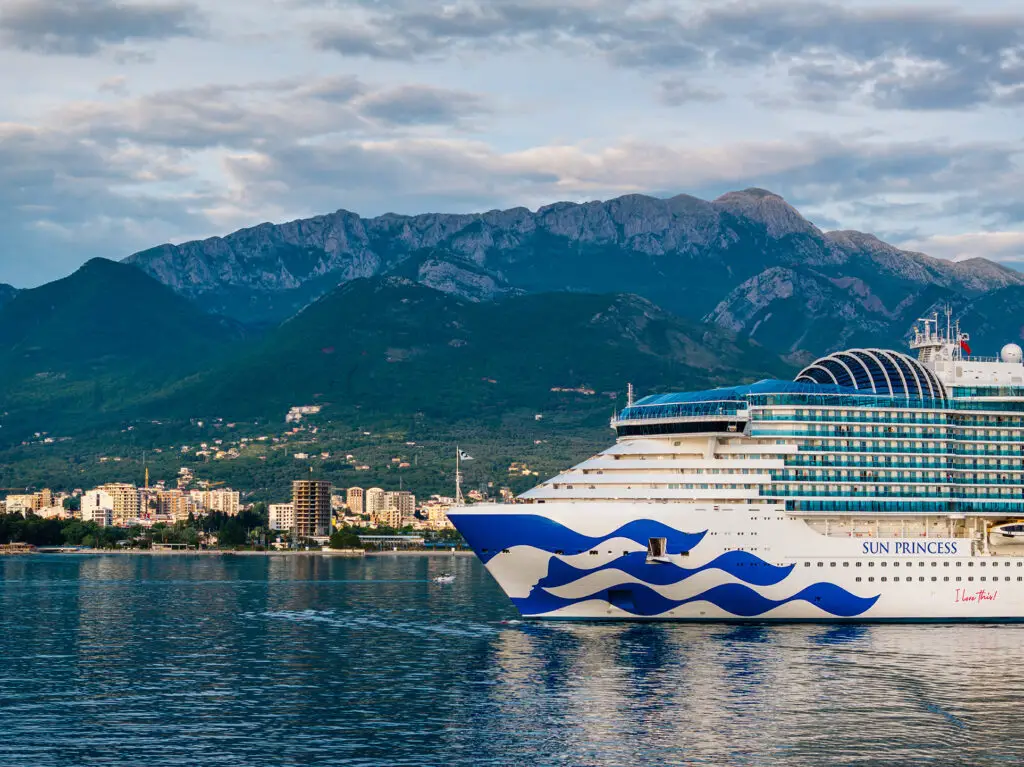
[2,555,1024,766]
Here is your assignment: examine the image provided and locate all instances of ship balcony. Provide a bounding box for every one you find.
[797,445,948,455]
[753,427,949,439]
[790,500,1024,513]
[752,414,950,425]
[785,458,951,469]
[767,489,1023,500]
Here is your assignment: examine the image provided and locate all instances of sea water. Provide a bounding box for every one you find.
[1,554,1022,766]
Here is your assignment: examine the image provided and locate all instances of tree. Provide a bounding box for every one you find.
[329,530,361,549]
[219,518,246,547]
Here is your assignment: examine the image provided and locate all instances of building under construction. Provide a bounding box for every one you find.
[291,479,332,538]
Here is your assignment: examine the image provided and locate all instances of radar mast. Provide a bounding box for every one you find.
[910,306,969,364]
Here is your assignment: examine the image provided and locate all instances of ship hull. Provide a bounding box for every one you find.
[448,503,1024,622]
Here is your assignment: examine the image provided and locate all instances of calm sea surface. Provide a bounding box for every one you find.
[2,554,1023,766]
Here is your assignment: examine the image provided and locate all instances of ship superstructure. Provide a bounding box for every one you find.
[448,315,1024,620]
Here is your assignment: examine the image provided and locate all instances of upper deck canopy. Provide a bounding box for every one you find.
[796,348,946,401]
[617,349,947,428]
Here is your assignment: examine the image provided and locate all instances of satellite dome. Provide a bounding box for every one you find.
[1001,343,1023,364]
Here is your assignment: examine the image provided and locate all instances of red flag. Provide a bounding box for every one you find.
[960,339,972,355]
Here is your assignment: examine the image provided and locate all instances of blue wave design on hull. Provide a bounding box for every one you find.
[538,550,795,590]
[450,514,706,564]
[514,582,880,619]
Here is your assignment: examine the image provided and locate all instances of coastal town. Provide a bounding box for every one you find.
[0,401,545,550]
[0,466,508,550]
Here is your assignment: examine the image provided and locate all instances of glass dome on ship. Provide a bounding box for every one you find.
[448,310,1024,622]
[796,348,945,400]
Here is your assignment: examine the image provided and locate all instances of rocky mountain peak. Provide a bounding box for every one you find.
[712,188,820,239]
[0,282,18,310]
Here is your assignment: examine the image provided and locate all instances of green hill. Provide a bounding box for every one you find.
[157,277,791,425]
[0,258,244,437]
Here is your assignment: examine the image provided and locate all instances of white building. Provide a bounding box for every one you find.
[96,483,140,526]
[422,496,456,530]
[384,491,415,528]
[286,405,322,423]
[36,506,69,520]
[365,487,386,524]
[81,490,115,527]
[190,489,241,516]
[269,503,295,531]
[4,494,35,514]
[346,487,365,515]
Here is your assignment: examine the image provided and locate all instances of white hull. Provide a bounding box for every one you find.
[449,503,1024,622]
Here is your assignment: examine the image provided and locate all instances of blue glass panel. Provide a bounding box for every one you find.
[836,352,874,390]
[875,353,907,395]
[888,353,923,398]
[820,358,854,387]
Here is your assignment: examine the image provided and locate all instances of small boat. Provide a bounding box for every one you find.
[433,574,456,584]
[989,522,1024,546]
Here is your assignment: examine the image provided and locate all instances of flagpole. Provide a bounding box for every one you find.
[455,445,462,505]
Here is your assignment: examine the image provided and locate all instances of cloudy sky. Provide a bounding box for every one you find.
[2,0,1024,286]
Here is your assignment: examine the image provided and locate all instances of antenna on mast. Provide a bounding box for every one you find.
[627,383,634,408]
[455,446,463,505]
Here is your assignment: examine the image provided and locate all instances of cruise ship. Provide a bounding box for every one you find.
[448,315,1024,621]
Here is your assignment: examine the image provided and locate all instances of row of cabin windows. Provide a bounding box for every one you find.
[856,576,1021,582]
[770,411,1024,426]
[804,560,1023,568]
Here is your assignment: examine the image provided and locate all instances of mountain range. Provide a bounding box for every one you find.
[2,187,1024,448]
[126,188,1024,359]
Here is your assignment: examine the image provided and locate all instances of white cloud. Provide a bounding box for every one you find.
[901,232,1024,263]
[1,0,1024,286]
